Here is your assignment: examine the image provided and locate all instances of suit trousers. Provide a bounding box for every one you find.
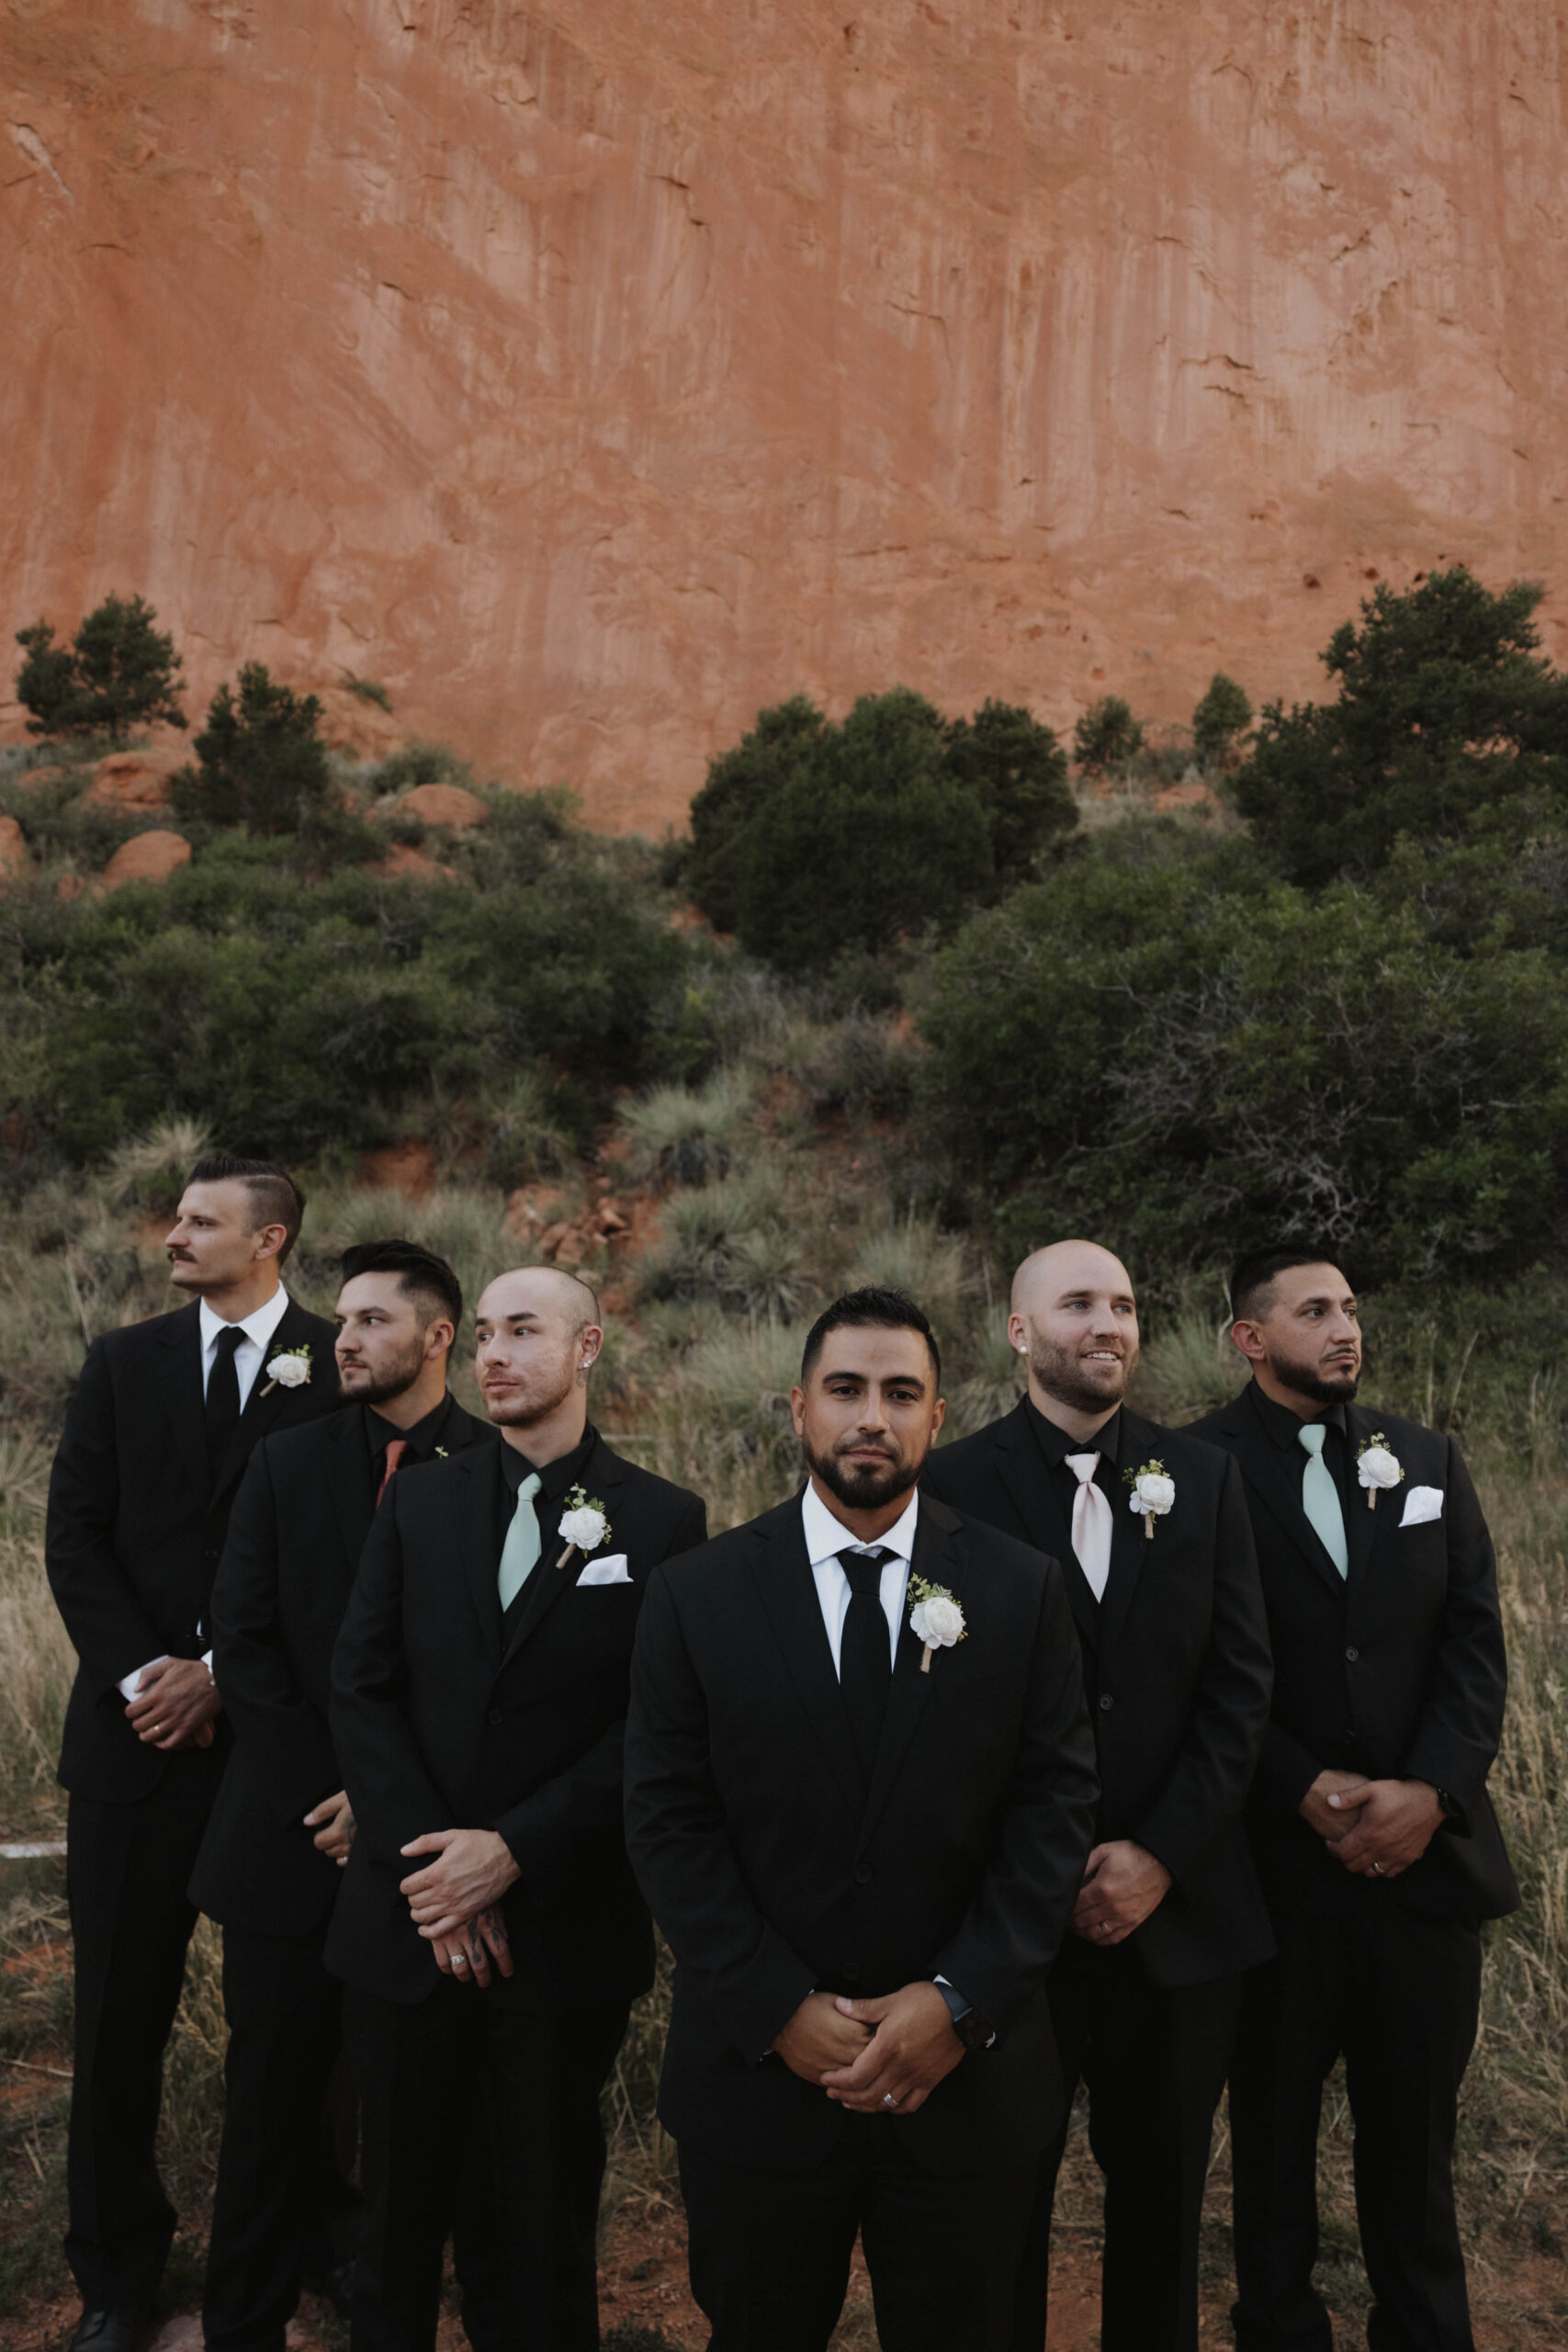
[680,2125,1037,2352]
[1014,1935,1243,2352]
[343,1972,629,2352]
[202,1923,361,2351]
[1229,1903,1483,2352]
[64,1751,221,2313]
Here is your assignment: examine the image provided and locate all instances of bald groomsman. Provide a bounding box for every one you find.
[1190,1247,1518,2352]
[329,1266,707,2352]
[923,1240,1274,2352]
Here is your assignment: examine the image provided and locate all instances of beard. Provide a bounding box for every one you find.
[482,1353,578,1429]
[1023,1326,1138,1416]
[1270,1350,1360,1406]
[803,1430,921,1514]
[338,1332,430,1408]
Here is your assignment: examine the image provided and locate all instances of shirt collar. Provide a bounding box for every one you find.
[365,1392,456,1464]
[801,1479,920,1569]
[500,1423,596,1500]
[199,1286,290,1357]
[1025,1394,1123,1471]
[1247,1381,1348,1450]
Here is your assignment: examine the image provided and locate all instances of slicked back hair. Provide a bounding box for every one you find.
[340,1238,463,1333]
[799,1285,942,1389]
[1229,1244,1348,1325]
[187,1153,305,1263]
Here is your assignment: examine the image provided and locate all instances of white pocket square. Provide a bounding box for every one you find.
[1399,1486,1444,1528]
[575,1553,633,1587]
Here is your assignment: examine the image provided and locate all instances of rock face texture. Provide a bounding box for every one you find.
[4,3,1566,831]
[98,830,192,891]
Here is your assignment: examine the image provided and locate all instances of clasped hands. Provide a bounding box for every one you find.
[1300,1769,1442,1878]
[124,1656,220,1750]
[400,1826,521,1988]
[772,1981,965,2117]
[1070,1838,1171,1946]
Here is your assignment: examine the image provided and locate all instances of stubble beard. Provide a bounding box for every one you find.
[1025,1329,1138,1418]
[1275,1351,1360,1406]
[340,1334,430,1408]
[803,1431,921,1514]
[483,1356,578,1431]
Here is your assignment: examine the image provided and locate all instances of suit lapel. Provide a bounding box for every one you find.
[212,1299,321,1501]
[855,1502,956,1852]
[1100,1412,1154,1654]
[323,1408,374,1585]
[993,1403,1102,1656]
[457,1446,505,1664]
[500,1434,627,1667]
[750,1499,866,1831]
[155,1304,209,1494]
[1343,1405,1381,1593]
[1225,1393,1347,1600]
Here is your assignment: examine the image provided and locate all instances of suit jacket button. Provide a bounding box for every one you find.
[487,1708,502,1725]
[841,1961,861,1982]
[1098,1693,1113,1712]
[1345,1646,1359,1662]
[854,1863,873,1885]
[204,1547,218,1562]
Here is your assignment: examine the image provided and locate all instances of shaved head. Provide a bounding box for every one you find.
[476,1264,600,1334]
[1007,1238,1140,1436]
[474,1264,605,1453]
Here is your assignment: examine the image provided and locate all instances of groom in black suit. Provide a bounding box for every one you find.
[192,1238,499,2352]
[626,1286,1100,2352]
[922,1240,1274,2352]
[329,1264,707,2352]
[1190,1248,1518,2352]
[46,1154,340,2351]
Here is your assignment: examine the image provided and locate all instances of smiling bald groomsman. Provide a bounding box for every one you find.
[922,1240,1274,2352]
[1190,1247,1518,2352]
[329,1265,706,2352]
[191,1238,499,2352]
[46,1154,340,2352]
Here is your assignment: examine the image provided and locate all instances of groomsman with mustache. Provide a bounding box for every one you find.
[1190,1248,1518,2352]
[921,1240,1273,2352]
[626,1286,1100,2352]
[329,1265,707,2352]
[46,1156,340,2352]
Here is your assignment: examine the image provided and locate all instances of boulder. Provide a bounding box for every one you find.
[98,830,192,890]
[373,842,454,881]
[85,745,185,809]
[374,782,488,831]
[0,813,30,876]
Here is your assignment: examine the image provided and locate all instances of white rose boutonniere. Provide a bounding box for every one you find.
[908,1573,966,1676]
[1124,1458,1176,1541]
[259,1343,312,1399]
[1356,1434,1404,1510]
[556,1486,613,1570]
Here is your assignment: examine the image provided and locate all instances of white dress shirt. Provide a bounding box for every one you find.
[801,1481,919,1676]
[117,1287,293,1702]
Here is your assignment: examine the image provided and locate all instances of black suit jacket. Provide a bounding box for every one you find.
[921,1399,1275,1988]
[623,1492,1100,2177]
[45,1295,342,1803]
[1189,1384,1519,1922]
[189,1397,497,1938]
[327,1428,707,2009]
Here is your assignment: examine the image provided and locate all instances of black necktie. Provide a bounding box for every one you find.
[839,1546,897,1792]
[206,1324,244,1466]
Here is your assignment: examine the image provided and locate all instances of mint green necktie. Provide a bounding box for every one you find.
[498,1472,543,1610]
[1298,1424,1348,1579]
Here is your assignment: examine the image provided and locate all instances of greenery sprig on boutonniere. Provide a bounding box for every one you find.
[1123,1457,1176,1541]
[1355,1433,1404,1510]
[908,1573,966,1675]
[556,1485,612,1570]
[259,1343,312,1399]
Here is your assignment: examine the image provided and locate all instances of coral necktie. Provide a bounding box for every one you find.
[376,1438,408,1506]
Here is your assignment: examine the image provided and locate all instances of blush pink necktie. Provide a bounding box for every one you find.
[1065,1453,1113,1602]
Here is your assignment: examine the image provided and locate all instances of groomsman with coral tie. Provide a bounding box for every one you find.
[922,1239,1273,2352]
[46,1155,339,2352]
[1190,1247,1518,2352]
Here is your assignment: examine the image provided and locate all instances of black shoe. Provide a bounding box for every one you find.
[68,2315,151,2352]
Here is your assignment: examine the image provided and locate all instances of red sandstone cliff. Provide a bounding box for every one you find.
[4,2,1566,829]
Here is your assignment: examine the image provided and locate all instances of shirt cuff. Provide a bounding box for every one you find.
[118,1654,170,1702]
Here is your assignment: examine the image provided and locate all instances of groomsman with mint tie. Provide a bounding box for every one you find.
[328,1265,706,2352]
[1190,1247,1518,2352]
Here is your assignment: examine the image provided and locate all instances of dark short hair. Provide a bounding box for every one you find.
[1229,1245,1348,1324]
[187,1153,305,1263]
[799,1286,942,1388]
[340,1238,462,1331]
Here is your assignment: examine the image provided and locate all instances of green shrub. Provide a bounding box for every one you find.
[1072,694,1144,773]
[1191,671,1253,767]
[685,688,1073,974]
[1233,568,1568,887]
[919,820,1568,1278]
[173,664,334,835]
[14,594,186,741]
